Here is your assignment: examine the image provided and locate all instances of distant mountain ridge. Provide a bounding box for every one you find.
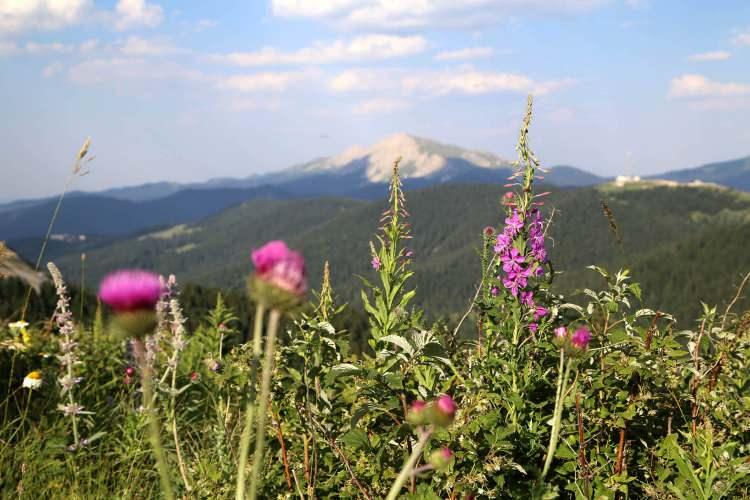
[650,156,750,191]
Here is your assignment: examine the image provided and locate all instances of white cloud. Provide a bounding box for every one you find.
[402,70,575,96]
[733,32,750,46]
[213,34,427,66]
[217,71,309,92]
[434,46,493,61]
[328,68,396,92]
[68,57,205,85]
[0,0,91,34]
[25,41,74,54]
[329,67,574,96]
[668,74,750,99]
[120,36,185,56]
[687,51,730,62]
[115,0,163,31]
[42,61,64,77]
[353,97,410,114]
[271,0,610,29]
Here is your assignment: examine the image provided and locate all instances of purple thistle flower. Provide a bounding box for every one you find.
[99,270,162,313]
[251,240,307,296]
[571,327,592,350]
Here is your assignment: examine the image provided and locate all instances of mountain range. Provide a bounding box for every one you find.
[2,133,750,272]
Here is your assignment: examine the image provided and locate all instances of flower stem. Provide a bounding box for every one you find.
[542,351,573,479]
[134,338,175,500]
[248,308,281,499]
[236,303,265,500]
[386,429,432,500]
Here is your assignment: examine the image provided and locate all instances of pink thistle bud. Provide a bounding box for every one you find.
[429,447,454,471]
[571,327,592,351]
[483,226,495,237]
[552,326,568,348]
[125,366,135,377]
[430,395,457,427]
[190,371,200,382]
[406,400,428,426]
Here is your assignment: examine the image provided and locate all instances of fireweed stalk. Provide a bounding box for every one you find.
[99,269,174,500]
[48,263,88,450]
[236,240,307,500]
[541,326,592,479]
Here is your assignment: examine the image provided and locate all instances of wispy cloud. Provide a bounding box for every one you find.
[68,57,206,85]
[668,74,750,99]
[687,51,730,62]
[434,46,494,61]
[114,0,163,31]
[0,0,91,34]
[353,97,410,115]
[329,67,574,96]
[217,71,312,92]
[212,34,427,66]
[42,61,64,78]
[271,0,611,29]
[119,36,186,56]
[733,32,750,46]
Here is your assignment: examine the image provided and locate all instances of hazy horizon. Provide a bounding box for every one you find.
[1,1,750,200]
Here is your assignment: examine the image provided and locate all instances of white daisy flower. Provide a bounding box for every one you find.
[22,371,43,390]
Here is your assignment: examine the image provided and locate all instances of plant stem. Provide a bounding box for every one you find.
[386,429,432,500]
[134,338,174,500]
[170,366,191,491]
[236,303,265,500]
[542,352,572,479]
[248,308,281,499]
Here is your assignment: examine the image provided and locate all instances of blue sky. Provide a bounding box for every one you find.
[1,0,749,201]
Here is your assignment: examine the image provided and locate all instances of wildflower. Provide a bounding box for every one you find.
[125,366,135,377]
[483,226,495,237]
[490,286,499,297]
[190,371,200,382]
[430,394,457,427]
[58,402,90,417]
[533,306,548,321]
[406,400,428,426]
[571,327,592,351]
[529,323,539,334]
[553,326,568,347]
[99,269,161,338]
[22,371,42,390]
[504,191,515,200]
[204,358,222,373]
[429,447,454,471]
[372,255,382,271]
[9,320,29,330]
[504,211,524,236]
[249,240,307,309]
[99,270,162,313]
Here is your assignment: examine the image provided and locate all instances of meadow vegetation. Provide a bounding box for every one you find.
[1,97,748,499]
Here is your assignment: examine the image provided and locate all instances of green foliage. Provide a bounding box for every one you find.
[1,98,748,499]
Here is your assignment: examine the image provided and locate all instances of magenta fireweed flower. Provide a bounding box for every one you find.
[251,240,307,297]
[504,211,524,235]
[571,327,592,350]
[372,255,382,271]
[99,270,162,313]
[529,323,539,334]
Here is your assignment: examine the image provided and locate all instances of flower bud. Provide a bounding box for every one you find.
[249,240,307,310]
[552,326,568,348]
[429,447,454,471]
[429,395,457,427]
[125,366,135,377]
[99,270,161,338]
[406,400,428,426]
